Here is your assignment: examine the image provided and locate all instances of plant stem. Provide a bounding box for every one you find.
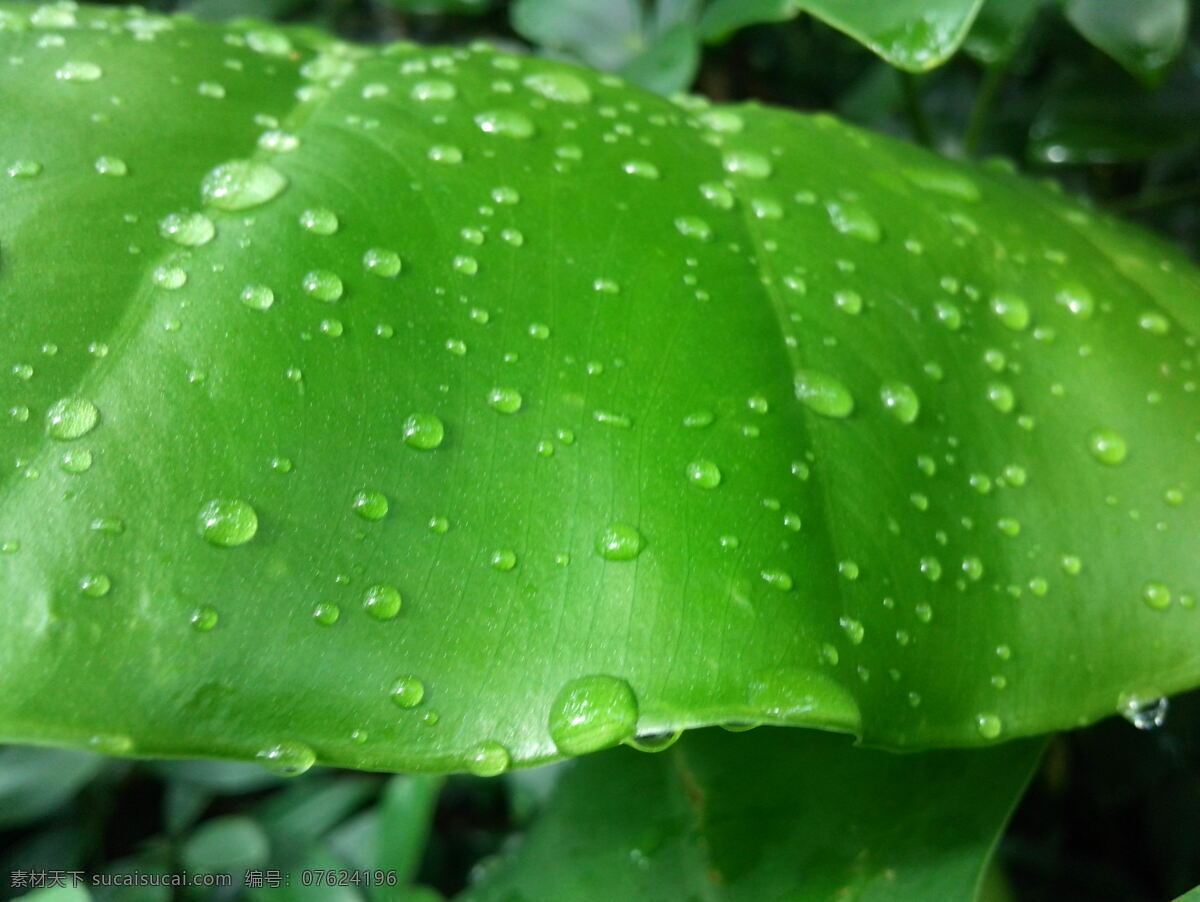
[899,71,934,149]
[964,64,1006,157]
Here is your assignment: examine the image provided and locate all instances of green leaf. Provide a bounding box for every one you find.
[511,0,644,71]
[697,0,797,44]
[1028,66,1200,165]
[618,23,700,95]
[0,746,104,828]
[1174,887,1200,902]
[384,0,493,15]
[181,814,272,873]
[702,0,987,71]
[963,0,1044,66]
[1,6,1199,775]
[461,728,1045,901]
[1064,0,1189,87]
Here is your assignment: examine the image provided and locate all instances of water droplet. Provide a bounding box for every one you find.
[363,584,402,621]
[6,159,42,178]
[1119,693,1168,730]
[465,740,512,776]
[722,149,772,178]
[94,155,127,176]
[403,413,445,450]
[257,741,315,776]
[989,293,1030,331]
[197,499,258,547]
[390,676,425,708]
[475,110,535,138]
[453,255,479,275]
[523,71,591,103]
[596,523,644,561]
[487,387,523,414]
[1087,428,1127,465]
[59,448,93,474]
[825,200,881,243]
[1138,311,1170,336]
[352,490,389,521]
[299,207,339,235]
[976,713,1003,740]
[428,144,463,164]
[686,460,721,489]
[302,270,343,302]
[412,79,457,101]
[548,674,638,755]
[919,556,943,581]
[490,548,517,571]
[190,604,219,632]
[45,398,98,440]
[153,266,187,289]
[159,212,215,247]
[760,569,794,591]
[312,602,340,625]
[55,61,102,82]
[673,214,713,242]
[622,160,659,179]
[79,573,111,597]
[986,382,1015,413]
[879,381,919,424]
[240,284,274,310]
[794,370,854,418]
[258,129,299,153]
[834,289,863,315]
[1055,283,1094,319]
[357,247,403,280]
[200,160,287,211]
[1142,581,1171,610]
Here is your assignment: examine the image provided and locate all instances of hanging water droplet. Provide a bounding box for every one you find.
[1119,693,1168,730]
[548,674,638,755]
[465,740,512,776]
[257,741,316,776]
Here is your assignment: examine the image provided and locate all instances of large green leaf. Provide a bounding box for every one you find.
[461,728,1045,901]
[1,4,1199,775]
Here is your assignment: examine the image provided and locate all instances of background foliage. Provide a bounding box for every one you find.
[2,0,1199,900]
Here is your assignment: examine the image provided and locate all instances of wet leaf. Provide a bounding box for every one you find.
[0,6,1198,774]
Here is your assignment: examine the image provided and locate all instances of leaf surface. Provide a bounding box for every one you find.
[0,5,1198,774]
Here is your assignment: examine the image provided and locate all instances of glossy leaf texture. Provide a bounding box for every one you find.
[0,4,1199,774]
[462,728,1046,901]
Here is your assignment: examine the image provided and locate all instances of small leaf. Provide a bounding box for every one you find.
[511,0,644,71]
[618,23,700,95]
[461,728,1045,901]
[963,0,1044,65]
[1064,0,1189,86]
